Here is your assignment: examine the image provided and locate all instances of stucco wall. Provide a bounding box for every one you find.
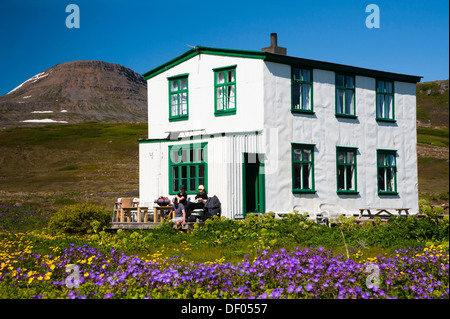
[262,61,419,215]
[146,54,265,139]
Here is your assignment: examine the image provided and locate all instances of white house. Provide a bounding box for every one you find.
[138,34,422,219]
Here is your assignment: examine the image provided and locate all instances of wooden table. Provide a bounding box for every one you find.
[153,205,172,222]
[357,208,410,222]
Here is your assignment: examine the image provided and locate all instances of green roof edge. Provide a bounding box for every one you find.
[142,46,422,83]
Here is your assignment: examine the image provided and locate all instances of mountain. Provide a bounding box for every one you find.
[0,60,148,129]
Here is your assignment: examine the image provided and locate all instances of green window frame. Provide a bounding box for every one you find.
[336,74,356,118]
[376,80,395,122]
[336,147,358,194]
[377,149,398,195]
[291,143,316,193]
[168,142,208,195]
[168,74,189,121]
[291,67,313,114]
[214,65,236,116]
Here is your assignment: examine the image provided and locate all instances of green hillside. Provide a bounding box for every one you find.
[0,80,448,210]
[416,80,449,201]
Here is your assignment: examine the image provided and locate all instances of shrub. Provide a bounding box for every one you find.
[47,203,112,234]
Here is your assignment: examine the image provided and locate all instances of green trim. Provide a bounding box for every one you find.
[337,190,359,195]
[336,114,358,119]
[142,46,422,83]
[167,73,189,80]
[376,80,395,121]
[291,67,314,113]
[212,64,237,72]
[168,142,208,195]
[291,143,316,194]
[168,74,189,121]
[376,118,397,123]
[214,66,237,116]
[335,74,356,117]
[376,149,398,195]
[336,147,358,193]
[242,153,266,217]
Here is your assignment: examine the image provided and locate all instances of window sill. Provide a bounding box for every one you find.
[292,189,316,194]
[215,110,236,116]
[336,114,357,119]
[291,109,315,115]
[337,190,359,195]
[169,116,189,122]
[378,191,398,196]
[376,118,396,124]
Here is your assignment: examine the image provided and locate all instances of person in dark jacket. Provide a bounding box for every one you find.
[186,185,208,218]
[203,195,221,221]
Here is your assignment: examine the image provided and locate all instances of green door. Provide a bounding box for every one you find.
[243,153,265,217]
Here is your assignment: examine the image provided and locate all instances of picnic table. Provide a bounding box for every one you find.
[356,208,410,223]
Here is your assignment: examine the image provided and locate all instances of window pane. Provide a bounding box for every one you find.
[378,154,386,166]
[189,166,196,191]
[198,164,205,178]
[386,168,395,191]
[181,166,187,189]
[227,86,235,109]
[216,87,224,110]
[302,69,311,82]
[385,82,393,94]
[293,149,302,162]
[377,94,384,118]
[346,166,354,190]
[302,163,311,189]
[172,149,179,164]
[198,148,205,162]
[337,89,344,114]
[345,89,354,114]
[377,81,385,93]
[294,163,301,189]
[293,68,301,82]
[179,78,187,90]
[217,72,225,84]
[386,154,395,166]
[378,168,385,191]
[227,70,235,82]
[180,93,187,115]
[172,167,179,192]
[292,82,301,109]
[336,74,345,87]
[338,151,345,163]
[303,148,311,162]
[181,149,188,163]
[385,95,393,119]
[170,80,178,92]
[302,84,311,110]
[347,151,354,164]
[346,76,354,88]
[171,95,178,116]
[338,165,345,190]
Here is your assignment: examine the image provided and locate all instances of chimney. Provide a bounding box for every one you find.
[262,33,287,55]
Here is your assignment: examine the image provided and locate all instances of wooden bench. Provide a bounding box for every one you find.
[356,208,410,224]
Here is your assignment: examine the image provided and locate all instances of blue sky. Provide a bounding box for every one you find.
[0,0,448,95]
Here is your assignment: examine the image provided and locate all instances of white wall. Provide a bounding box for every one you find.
[140,55,419,218]
[262,62,419,215]
[146,54,266,139]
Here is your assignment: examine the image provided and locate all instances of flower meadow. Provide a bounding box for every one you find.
[0,234,448,299]
[0,203,448,299]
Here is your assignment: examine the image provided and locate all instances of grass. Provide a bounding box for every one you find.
[418,157,449,197]
[0,122,147,208]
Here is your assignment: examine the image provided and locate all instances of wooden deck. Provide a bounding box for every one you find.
[109,221,205,230]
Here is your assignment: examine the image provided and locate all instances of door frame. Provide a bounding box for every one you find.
[242,152,265,218]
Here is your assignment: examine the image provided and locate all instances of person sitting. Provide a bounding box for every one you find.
[186,185,208,218]
[175,184,191,219]
[170,197,186,228]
